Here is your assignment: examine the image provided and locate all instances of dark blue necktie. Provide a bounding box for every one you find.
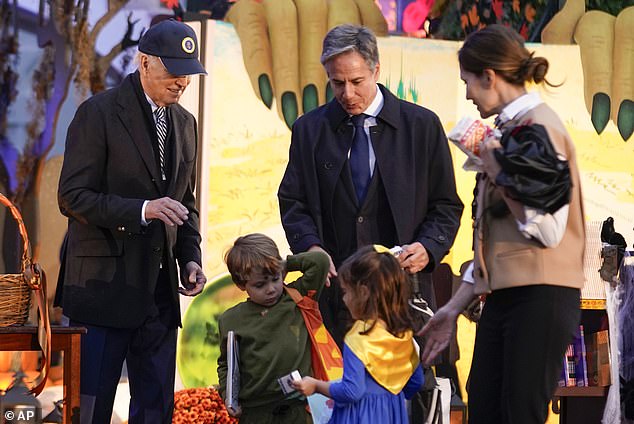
[350,114,370,203]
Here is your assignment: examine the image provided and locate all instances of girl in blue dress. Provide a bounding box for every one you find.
[293,245,424,423]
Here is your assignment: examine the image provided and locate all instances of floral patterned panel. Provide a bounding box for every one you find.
[434,0,549,41]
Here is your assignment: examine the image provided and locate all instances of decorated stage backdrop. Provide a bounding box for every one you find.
[174,20,634,412]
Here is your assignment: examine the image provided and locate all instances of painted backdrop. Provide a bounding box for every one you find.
[175,21,634,407]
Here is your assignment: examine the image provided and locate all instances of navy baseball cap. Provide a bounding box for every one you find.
[138,19,207,76]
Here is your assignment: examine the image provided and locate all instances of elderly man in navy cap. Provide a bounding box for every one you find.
[57,19,207,424]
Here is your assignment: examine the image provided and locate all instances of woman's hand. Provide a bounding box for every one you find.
[417,281,476,365]
[418,306,459,366]
[479,134,503,181]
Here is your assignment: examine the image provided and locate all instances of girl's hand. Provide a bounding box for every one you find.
[291,376,318,396]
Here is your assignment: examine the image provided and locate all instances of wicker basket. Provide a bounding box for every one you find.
[0,192,35,327]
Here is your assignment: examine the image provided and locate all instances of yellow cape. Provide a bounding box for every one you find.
[345,320,420,394]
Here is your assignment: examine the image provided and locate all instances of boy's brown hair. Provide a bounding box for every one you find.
[224,233,283,286]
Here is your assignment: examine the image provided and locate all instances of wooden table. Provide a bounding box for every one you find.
[553,386,609,423]
[0,325,86,424]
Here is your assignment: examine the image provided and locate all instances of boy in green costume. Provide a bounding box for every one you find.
[218,233,330,423]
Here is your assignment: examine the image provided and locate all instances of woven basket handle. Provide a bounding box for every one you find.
[0,192,51,396]
[0,193,32,275]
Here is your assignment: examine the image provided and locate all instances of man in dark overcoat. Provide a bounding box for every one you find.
[57,19,207,424]
[278,24,464,346]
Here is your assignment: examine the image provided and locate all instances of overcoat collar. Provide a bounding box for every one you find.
[324,83,400,131]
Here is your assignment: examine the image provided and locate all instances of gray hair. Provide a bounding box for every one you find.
[320,24,379,70]
[135,51,161,67]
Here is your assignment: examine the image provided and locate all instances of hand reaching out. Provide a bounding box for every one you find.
[418,306,458,366]
[292,376,319,396]
[226,0,388,128]
[418,281,476,365]
[291,375,331,397]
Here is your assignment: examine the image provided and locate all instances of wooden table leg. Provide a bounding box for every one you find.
[0,326,86,424]
[63,332,82,424]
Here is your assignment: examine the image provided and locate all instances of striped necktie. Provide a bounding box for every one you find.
[154,106,167,180]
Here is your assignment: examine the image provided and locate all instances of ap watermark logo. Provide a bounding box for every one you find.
[2,406,42,423]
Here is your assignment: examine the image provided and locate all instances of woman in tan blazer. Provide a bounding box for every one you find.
[419,24,585,424]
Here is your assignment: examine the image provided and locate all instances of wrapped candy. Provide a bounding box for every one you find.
[447,117,499,172]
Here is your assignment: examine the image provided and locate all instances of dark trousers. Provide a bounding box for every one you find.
[239,400,311,424]
[468,285,580,424]
[318,276,351,349]
[72,274,178,424]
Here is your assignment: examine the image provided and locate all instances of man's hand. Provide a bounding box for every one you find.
[226,0,388,128]
[308,245,336,287]
[179,261,207,296]
[399,242,430,274]
[145,197,189,227]
[418,306,458,366]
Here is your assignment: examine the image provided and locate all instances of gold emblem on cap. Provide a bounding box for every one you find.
[182,37,195,54]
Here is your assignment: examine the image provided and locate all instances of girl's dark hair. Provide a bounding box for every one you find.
[459,24,556,87]
[338,245,413,337]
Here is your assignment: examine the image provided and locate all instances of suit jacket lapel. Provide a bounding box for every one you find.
[116,74,162,192]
